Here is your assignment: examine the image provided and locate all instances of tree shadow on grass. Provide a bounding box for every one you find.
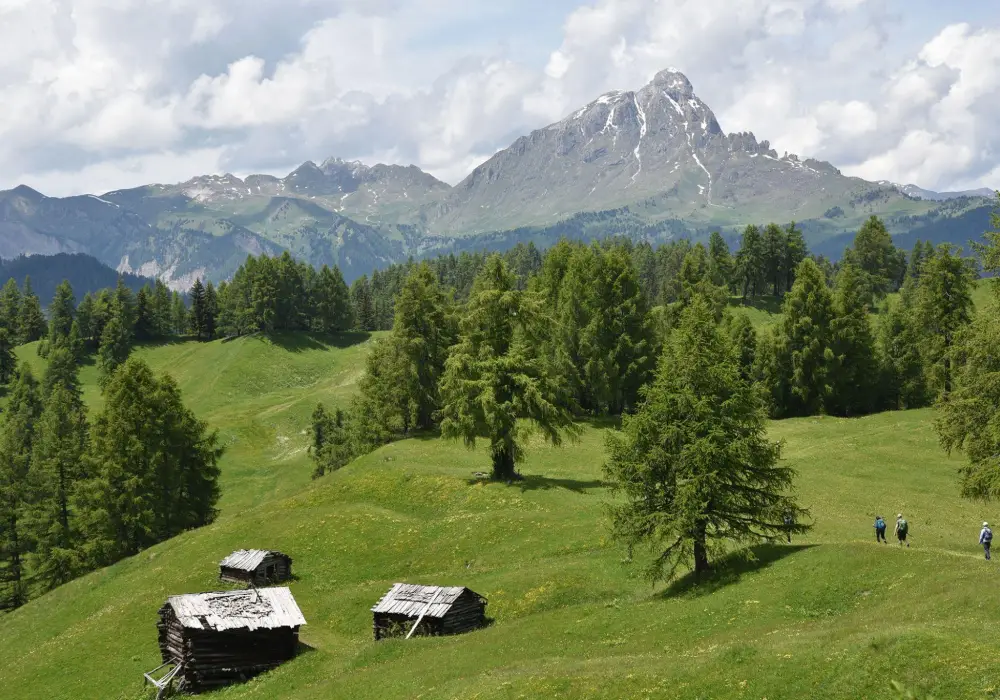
[660,543,816,600]
[515,475,604,494]
[269,331,372,352]
[728,295,784,316]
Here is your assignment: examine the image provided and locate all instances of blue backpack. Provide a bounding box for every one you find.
[875,518,885,530]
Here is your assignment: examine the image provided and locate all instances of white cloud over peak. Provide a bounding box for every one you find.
[0,0,998,196]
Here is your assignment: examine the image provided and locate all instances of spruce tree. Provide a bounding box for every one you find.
[48,280,76,347]
[90,289,112,345]
[310,404,353,479]
[82,358,222,560]
[171,292,187,336]
[351,276,376,332]
[41,345,83,407]
[0,279,21,338]
[97,308,132,388]
[844,216,904,300]
[313,266,353,333]
[773,259,837,417]
[725,312,758,383]
[189,279,208,340]
[603,296,808,582]
[675,244,727,321]
[134,286,155,342]
[152,280,173,338]
[26,384,89,591]
[113,278,136,332]
[0,330,15,385]
[915,244,976,397]
[877,286,928,410]
[783,222,807,293]
[707,231,735,291]
[439,255,576,481]
[828,264,880,416]
[0,365,41,609]
[762,223,786,296]
[18,277,46,344]
[203,282,219,340]
[76,293,95,344]
[736,224,765,300]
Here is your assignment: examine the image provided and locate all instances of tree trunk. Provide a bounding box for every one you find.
[490,442,516,482]
[693,523,710,577]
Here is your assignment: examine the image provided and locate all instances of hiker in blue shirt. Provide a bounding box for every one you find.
[981,522,993,561]
[874,515,887,543]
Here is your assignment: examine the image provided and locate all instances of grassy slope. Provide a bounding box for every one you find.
[1,335,998,698]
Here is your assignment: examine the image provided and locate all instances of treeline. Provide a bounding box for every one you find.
[0,253,149,308]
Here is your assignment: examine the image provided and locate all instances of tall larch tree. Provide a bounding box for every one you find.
[0,365,41,609]
[783,222,808,294]
[0,279,22,338]
[877,286,929,410]
[604,296,809,581]
[762,223,787,296]
[844,216,904,300]
[18,277,46,344]
[736,224,765,300]
[0,330,15,385]
[313,265,353,333]
[97,305,132,388]
[189,279,208,340]
[828,263,880,416]
[133,286,155,342]
[707,231,735,291]
[48,280,76,347]
[351,275,377,332]
[439,255,576,481]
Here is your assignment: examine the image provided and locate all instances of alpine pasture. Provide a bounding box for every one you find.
[0,334,993,700]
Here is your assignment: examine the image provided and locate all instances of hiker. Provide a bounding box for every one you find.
[895,514,910,547]
[784,512,794,543]
[981,522,993,561]
[874,515,887,543]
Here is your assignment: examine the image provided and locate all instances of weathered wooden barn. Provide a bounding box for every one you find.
[371,583,487,640]
[219,549,292,585]
[156,587,307,693]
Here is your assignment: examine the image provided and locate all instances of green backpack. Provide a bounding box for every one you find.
[898,519,908,535]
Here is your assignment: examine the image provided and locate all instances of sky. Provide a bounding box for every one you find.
[0,0,998,196]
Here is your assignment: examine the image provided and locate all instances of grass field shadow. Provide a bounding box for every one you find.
[661,543,816,599]
[729,295,783,315]
[516,476,604,493]
[268,332,372,353]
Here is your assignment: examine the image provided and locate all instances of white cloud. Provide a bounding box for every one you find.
[0,0,998,196]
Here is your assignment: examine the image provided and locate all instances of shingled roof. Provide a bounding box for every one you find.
[371,584,482,619]
[164,588,306,632]
[219,549,282,572]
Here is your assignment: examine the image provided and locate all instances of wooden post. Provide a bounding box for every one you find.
[405,587,443,640]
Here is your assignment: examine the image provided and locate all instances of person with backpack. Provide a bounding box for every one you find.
[895,514,909,547]
[981,522,993,561]
[874,515,887,543]
[784,512,794,543]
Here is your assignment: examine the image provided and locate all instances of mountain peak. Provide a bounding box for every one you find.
[648,68,694,97]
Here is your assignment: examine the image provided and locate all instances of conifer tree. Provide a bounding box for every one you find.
[783,222,808,293]
[0,365,41,609]
[310,404,353,479]
[97,308,132,388]
[439,255,576,481]
[604,297,808,581]
[0,330,15,385]
[189,279,208,340]
[48,280,76,347]
[844,216,905,300]
[113,278,135,332]
[26,384,89,590]
[725,312,758,383]
[313,265,353,333]
[0,279,21,338]
[203,281,219,340]
[736,224,765,300]
[171,292,187,336]
[877,286,928,410]
[90,289,112,345]
[41,345,83,407]
[675,244,727,321]
[81,359,222,561]
[133,286,155,342]
[18,277,46,344]
[350,337,418,450]
[828,264,880,416]
[762,223,787,296]
[76,293,95,344]
[915,244,976,397]
[351,275,376,332]
[152,280,173,338]
[707,231,735,291]
[772,259,837,417]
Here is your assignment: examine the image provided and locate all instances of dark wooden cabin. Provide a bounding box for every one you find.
[371,583,487,641]
[219,549,292,585]
[156,587,307,693]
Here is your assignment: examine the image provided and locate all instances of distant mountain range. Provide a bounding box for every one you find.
[1,69,995,288]
[0,253,152,306]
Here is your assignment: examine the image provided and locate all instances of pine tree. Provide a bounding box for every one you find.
[0,330,15,385]
[203,282,219,340]
[773,259,837,417]
[81,358,222,561]
[48,280,76,347]
[0,365,41,609]
[915,244,976,397]
[189,279,208,340]
[18,277,46,344]
[134,286,155,342]
[736,225,765,300]
[310,404,353,479]
[25,384,89,591]
[97,308,132,389]
[439,256,576,481]
[828,263,880,416]
[762,223,786,296]
[707,231,735,291]
[603,296,808,582]
[0,279,22,338]
[351,276,376,332]
[784,222,808,294]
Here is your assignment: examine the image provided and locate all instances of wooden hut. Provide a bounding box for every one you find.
[219,549,292,585]
[371,583,487,641]
[156,587,306,693]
